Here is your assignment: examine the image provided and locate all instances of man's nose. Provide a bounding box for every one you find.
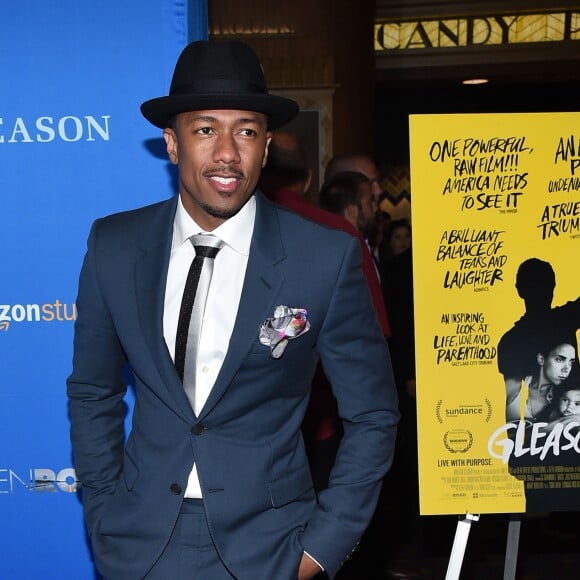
[213,133,240,164]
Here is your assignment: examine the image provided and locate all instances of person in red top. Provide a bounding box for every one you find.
[260,133,389,337]
[259,132,390,496]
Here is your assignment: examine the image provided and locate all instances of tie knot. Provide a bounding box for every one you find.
[190,234,224,259]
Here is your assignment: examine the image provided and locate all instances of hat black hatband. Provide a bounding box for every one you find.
[141,40,298,130]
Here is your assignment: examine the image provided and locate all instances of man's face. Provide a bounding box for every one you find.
[352,157,382,202]
[540,343,575,386]
[558,389,580,417]
[356,181,377,237]
[164,109,271,231]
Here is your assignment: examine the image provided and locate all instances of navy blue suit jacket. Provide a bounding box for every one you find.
[67,192,399,579]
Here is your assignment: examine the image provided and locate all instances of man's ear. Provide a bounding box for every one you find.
[343,203,359,229]
[163,128,178,165]
[262,132,272,168]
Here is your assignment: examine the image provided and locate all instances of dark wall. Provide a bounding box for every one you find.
[375,80,580,166]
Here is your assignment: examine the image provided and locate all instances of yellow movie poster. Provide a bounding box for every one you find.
[410,113,580,515]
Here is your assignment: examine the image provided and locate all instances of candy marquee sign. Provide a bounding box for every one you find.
[375,11,580,51]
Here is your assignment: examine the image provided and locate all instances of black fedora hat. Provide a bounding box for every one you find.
[141,40,298,130]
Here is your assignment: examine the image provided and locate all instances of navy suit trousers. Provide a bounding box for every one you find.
[143,500,234,580]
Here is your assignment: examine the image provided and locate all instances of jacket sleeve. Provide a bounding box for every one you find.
[66,220,128,535]
[300,236,399,578]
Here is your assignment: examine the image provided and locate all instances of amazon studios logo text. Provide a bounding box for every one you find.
[0,300,76,331]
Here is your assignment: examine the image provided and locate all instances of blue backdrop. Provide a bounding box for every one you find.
[0,1,206,576]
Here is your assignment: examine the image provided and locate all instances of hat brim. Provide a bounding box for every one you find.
[141,93,299,130]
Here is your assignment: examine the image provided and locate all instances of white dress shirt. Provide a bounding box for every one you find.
[163,194,255,497]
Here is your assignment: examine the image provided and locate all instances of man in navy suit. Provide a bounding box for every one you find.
[67,40,398,580]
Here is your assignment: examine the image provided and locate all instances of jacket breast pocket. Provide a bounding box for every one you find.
[247,335,317,362]
[267,464,314,508]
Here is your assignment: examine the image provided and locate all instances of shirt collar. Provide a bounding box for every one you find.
[173,194,256,257]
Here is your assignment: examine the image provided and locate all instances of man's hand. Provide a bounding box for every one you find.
[298,552,322,579]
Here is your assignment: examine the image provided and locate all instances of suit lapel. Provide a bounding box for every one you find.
[134,196,195,422]
[199,193,286,419]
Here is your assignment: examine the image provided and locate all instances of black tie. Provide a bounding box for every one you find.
[175,234,224,410]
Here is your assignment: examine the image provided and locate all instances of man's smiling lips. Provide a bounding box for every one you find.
[208,174,242,193]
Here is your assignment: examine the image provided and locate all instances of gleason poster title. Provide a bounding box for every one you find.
[410,113,580,515]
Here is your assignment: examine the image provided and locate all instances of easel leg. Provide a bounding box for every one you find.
[445,513,480,580]
[503,514,521,580]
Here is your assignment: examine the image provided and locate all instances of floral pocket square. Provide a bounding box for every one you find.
[259,305,310,359]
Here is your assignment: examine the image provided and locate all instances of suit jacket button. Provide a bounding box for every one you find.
[170,483,182,495]
[192,424,205,435]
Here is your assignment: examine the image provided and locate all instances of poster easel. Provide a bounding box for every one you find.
[445,513,522,580]
[445,513,479,580]
[503,515,521,580]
